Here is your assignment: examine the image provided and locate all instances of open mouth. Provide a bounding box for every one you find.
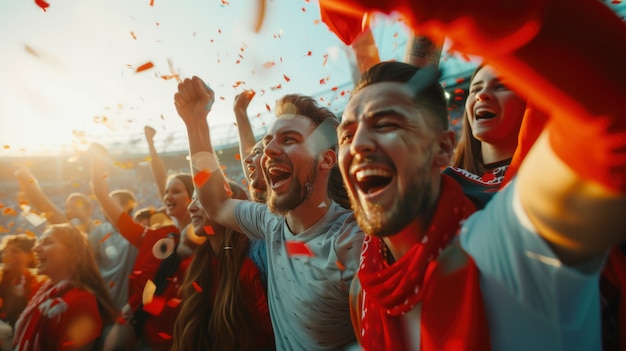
[354,168,393,194]
[475,108,497,120]
[267,165,291,188]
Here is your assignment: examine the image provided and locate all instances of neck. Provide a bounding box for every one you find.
[207,234,225,257]
[383,176,442,261]
[481,141,516,165]
[285,195,332,235]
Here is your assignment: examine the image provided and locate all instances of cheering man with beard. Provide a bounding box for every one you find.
[333,0,626,348]
[174,78,364,351]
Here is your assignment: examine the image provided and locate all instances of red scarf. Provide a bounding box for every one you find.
[358,176,475,350]
[13,280,71,351]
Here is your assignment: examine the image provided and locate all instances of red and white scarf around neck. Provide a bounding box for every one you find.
[358,175,475,350]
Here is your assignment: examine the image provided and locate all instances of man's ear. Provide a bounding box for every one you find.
[434,130,455,167]
[320,149,337,170]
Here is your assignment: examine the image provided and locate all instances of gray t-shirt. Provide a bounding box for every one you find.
[235,201,364,351]
[88,221,139,310]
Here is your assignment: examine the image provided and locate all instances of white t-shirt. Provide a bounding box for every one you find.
[460,181,606,351]
[235,201,364,351]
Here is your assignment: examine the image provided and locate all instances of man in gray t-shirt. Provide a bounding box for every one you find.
[175,82,364,350]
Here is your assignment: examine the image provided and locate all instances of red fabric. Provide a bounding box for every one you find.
[421,244,490,351]
[239,258,275,349]
[141,256,191,351]
[13,281,102,351]
[357,176,475,350]
[117,211,183,351]
[500,104,548,189]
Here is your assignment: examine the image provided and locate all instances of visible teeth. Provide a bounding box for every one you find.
[268,166,289,174]
[355,168,392,182]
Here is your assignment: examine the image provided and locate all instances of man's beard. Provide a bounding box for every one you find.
[350,172,433,237]
[267,160,318,215]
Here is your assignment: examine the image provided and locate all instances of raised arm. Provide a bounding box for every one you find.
[89,143,124,227]
[14,165,66,224]
[233,90,258,180]
[174,76,244,233]
[144,125,168,202]
[89,143,145,248]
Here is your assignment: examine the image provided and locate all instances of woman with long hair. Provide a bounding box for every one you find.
[444,64,526,209]
[172,181,274,351]
[12,224,118,351]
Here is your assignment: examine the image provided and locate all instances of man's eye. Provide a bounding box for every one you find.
[339,133,353,144]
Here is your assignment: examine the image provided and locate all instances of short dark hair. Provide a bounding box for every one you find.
[352,61,448,131]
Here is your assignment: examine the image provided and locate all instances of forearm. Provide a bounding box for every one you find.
[18,178,66,224]
[185,120,231,214]
[235,109,257,178]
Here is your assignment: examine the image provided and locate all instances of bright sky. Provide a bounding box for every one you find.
[0,0,408,156]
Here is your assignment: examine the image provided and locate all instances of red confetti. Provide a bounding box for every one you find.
[322,54,328,66]
[336,260,345,271]
[192,281,203,292]
[455,77,465,84]
[283,74,291,82]
[454,88,464,94]
[203,225,215,235]
[331,86,338,91]
[149,0,154,6]
[143,296,166,316]
[285,241,314,257]
[319,79,326,85]
[612,0,622,3]
[234,153,241,160]
[193,170,211,187]
[136,62,154,73]
[305,51,312,56]
[100,232,112,244]
[35,0,50,12]
[157,332,173,340]
[301,7,306,12]
[166,298,181,308]
[232,81,245,88]
[263,61,275,69]
[130,31,137,40]
[265,103,271,112]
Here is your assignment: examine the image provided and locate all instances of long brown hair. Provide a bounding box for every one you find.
[172,181,258,351]
[451,65,487,175]
[48,223,118,325]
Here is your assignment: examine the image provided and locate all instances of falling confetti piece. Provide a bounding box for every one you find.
[130,31,137,40]
[3,145,9,149]
[454,88,464,94]
[203,225,215,235]
[157,332,173,340]
[136,62,154,73]
[263,61,275,69]
[265,103,271,112]
[455,77,465,84]
[99,232,112,244]
[336,260,345,271]
[192,281,203,292]
[305,51,313,56]
[166,298,181,308]
[331,86,338,91]
[24,45,40,57]
[143,296,166,316]
[285,241,314,257]
[193,170,211,187]
[142,279,157,305]
[232,81,245,88]
[322,54,328,66]
[234,153,241,160]
[35,0,50,12]
[149,0,154,6]
[283,74,291,82]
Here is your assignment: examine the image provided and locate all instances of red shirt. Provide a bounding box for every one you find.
[13,281,102,351]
